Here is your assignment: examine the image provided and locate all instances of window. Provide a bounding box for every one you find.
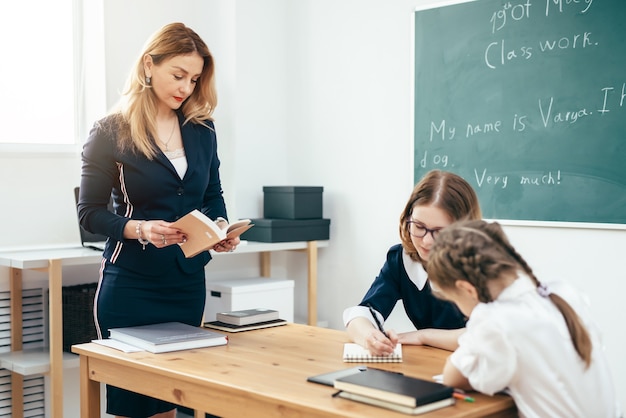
[0,1,104,150]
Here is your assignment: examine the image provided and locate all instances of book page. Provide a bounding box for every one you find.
[225,219,253,240]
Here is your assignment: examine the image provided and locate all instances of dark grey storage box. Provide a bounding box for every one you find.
[263,186,323,219]
[241,218,330,242]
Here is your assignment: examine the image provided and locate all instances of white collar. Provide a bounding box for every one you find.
[402,250,428,290]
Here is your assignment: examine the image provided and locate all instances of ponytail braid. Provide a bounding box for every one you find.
[430,220,593,368]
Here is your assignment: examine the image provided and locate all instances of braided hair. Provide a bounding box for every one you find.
[427,220,592,368]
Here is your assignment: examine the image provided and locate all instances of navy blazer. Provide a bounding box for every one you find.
[360,244,466,330]
[78,112,227,276]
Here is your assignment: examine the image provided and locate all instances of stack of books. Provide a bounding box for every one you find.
[204,308,287,332]
[107,322,228,353]
[333,368,455,415]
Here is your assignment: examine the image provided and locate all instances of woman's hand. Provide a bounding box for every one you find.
[126,220,186,248]
[145,220,187,248]
[213,236,240,253]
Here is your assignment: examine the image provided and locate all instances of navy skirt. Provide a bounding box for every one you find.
[94,259,206,417]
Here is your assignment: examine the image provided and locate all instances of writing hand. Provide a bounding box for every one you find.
[365,328,399,356]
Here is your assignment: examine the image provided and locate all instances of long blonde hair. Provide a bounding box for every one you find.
[112,22,217,159]
[428,220,593,367]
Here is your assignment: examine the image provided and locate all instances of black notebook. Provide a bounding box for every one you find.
[334,368,454,408]
[203,318,287,333]
[307,366,368,386]
[335,391,455,415]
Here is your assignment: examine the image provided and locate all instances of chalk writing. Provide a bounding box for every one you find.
[545,0,593,16]
[472,169,562,189]
[474,169,508,189]
[538,97,592,127]
[418,151,449,168]
[429,120,456,141]
[537,32,596,52]
[414,0,626,223]
[466,120,502,137]
[490,0,531,34]
[485,40,532,68]
[597,83,626,115]
[520,171,561,185]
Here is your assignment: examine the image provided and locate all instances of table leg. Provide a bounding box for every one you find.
[306,242,318,326]
[79,355,100,417]
[259,242,319,326]
[48,259,64,418]
[259,252,271,277]
[10,267,24,418]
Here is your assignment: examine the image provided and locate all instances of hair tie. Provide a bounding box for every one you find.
[537,283,551,298]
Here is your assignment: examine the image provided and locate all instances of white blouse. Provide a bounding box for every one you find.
[450,274,621,418]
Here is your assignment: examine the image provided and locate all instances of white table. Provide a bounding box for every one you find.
[0,240,328,418]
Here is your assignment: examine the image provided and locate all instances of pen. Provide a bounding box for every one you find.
[453,392,475,403]
[367,303,388,338]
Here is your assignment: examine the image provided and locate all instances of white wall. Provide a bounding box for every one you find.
[0,0,624,413]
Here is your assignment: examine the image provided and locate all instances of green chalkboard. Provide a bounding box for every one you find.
[414,0,626,225]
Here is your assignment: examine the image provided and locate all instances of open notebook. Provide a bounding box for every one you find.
[74,187,113,251]
[343,343,403,363]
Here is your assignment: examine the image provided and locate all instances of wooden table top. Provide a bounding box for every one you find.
[73,323,516,417]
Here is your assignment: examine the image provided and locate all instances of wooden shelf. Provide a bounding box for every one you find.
[0,240,328,417]
[0,348,79,376]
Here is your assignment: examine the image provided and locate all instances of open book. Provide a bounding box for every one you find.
[171,209,253,258]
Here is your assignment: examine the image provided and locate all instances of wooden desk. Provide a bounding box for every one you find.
[73,324,516,418]
[0,240,327,418]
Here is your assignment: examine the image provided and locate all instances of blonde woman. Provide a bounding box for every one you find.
[78,23,236,418]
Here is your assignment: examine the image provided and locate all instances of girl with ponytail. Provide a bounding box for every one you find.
[427,220,620,418]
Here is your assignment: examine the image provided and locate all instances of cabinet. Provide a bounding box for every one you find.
[0,240,327,418]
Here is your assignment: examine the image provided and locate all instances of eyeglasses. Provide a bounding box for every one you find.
[406,221,442,239]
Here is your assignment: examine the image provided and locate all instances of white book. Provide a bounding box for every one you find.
[108,322,228,353]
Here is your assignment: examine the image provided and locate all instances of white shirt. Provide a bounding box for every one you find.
[450,275,621,418]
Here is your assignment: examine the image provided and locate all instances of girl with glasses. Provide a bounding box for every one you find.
[343,170,481,355]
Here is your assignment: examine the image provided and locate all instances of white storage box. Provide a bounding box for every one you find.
[204,277,295,323]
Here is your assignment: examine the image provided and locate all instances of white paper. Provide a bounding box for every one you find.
[91,339,144,353]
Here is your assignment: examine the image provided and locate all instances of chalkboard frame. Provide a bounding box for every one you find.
[412,0,626,229]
